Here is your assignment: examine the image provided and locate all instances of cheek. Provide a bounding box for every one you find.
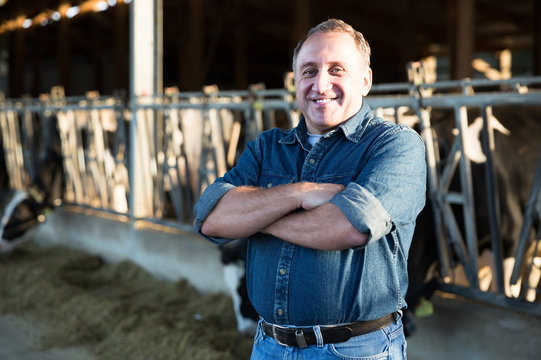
[296,79,311,93]
[341,83,362,100]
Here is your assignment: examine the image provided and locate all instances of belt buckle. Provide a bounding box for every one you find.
[271,325,308,348]
[272,325,289,347]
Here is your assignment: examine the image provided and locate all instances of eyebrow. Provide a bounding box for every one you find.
[298,61,345,70]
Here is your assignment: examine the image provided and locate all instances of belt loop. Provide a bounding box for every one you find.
[313,325,324,347]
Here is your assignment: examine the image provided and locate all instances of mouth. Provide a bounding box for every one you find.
[312,97,338,104]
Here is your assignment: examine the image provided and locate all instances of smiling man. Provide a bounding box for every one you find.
[294,29,372,135]
[194,19,426,359]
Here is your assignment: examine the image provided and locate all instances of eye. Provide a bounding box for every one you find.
[302,68,317,77]
[330,67,345,75]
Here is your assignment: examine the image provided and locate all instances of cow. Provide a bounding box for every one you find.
[0,138,64,254]
[219,238,259,336]
[405,104,541,303]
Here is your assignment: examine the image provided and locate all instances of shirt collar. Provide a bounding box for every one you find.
[279,100,373,145]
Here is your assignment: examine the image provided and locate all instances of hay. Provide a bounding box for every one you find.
[0,242,253,359]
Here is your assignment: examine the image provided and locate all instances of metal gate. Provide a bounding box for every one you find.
[368,64,541,314]
[1,71,540,315]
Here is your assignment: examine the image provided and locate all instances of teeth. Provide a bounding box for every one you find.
[315,99,333,103]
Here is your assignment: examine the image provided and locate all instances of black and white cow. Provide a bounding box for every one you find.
[0,146,64,254]
[407,105,541,299]
[219,238,259,336]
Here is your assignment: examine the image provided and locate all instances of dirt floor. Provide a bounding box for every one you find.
[0,241,253,360]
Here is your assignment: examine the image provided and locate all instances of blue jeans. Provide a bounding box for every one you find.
[250,313,407,360]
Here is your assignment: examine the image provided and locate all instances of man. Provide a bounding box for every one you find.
[194,18,426,359]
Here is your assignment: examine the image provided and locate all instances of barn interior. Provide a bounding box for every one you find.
[1,1,541,359]
[0,0,539,97]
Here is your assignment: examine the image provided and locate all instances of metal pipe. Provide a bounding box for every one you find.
[480,105,505,294]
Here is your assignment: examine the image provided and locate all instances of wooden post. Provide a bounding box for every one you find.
[57,17,71,94]
[114,2,129,92]
[129,0,163,218]
[234,19,248,89]
[92,25,103,92]
[534,0,541,75]
[454,0,475,79]
[399,0,416,77]
[292,0,310,59]
[131,0,162,98]
[180,0,203,90]
[31,30,42,96]
[9,29,25,97]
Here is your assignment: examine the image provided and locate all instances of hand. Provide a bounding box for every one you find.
[297,182,345,210]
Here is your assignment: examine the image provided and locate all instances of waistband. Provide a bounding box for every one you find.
[261,312,399,348]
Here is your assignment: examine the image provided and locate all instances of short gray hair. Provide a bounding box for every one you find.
[292,18,371,73]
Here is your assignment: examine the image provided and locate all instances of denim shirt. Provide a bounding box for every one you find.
[194,101,426,326]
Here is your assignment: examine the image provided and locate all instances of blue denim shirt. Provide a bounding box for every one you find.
[194,101,426,326]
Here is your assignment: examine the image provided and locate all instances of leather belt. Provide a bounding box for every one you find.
[261,312,398,348]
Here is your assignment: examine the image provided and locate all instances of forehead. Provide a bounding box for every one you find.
[296,31,362,70]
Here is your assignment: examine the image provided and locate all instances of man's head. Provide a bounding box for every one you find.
[292,19,372,135]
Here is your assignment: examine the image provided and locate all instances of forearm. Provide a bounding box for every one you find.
[201,184,301,239]
[200,182,345,240]
[262,202,368,250]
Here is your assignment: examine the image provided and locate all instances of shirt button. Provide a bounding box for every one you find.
[277,308,284,316]
[266,182,272,188]
[279,268,286,276]
[308,158,315,165]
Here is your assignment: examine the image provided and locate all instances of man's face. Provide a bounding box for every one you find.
[294,31,372,135]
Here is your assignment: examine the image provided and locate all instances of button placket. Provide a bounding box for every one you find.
[300,134,334,181]
[273,242,295,323]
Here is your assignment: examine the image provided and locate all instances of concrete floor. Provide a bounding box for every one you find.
[407,292,541,360]
[1,292,539,360]
[0,314,94,360]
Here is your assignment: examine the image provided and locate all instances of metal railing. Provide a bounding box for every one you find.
[1,70,540,314]
[369,67,541,314]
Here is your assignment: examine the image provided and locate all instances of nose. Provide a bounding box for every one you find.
[312,71,332,93]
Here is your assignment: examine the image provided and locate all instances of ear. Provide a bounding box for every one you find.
[361,67,372,96]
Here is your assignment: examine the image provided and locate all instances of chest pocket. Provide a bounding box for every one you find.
[260,170,295,188]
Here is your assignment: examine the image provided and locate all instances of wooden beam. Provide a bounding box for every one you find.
[9,29,25,97]
[57,18,70,94]
[447,0,476,79]
[131,0,162,97]
[292,0,310,54]
[30,30,41,96]
[91,22,103,92]
[129,0,163,217]
[455,0,475,79]
[234,17,247,88]
[534,0,541,75]
[399,0,417,70]
[113,2,129,92]
[179,0,203,90]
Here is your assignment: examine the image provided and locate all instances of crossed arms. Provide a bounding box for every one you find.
[200,182,368,251]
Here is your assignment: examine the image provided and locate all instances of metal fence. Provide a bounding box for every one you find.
[1,69,540,315]
[368,68,541,315]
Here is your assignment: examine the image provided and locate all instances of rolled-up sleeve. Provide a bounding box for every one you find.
[193,134,265,245]
[330,183,393,245]
[193,181,236,245]
[330,125,426,248]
